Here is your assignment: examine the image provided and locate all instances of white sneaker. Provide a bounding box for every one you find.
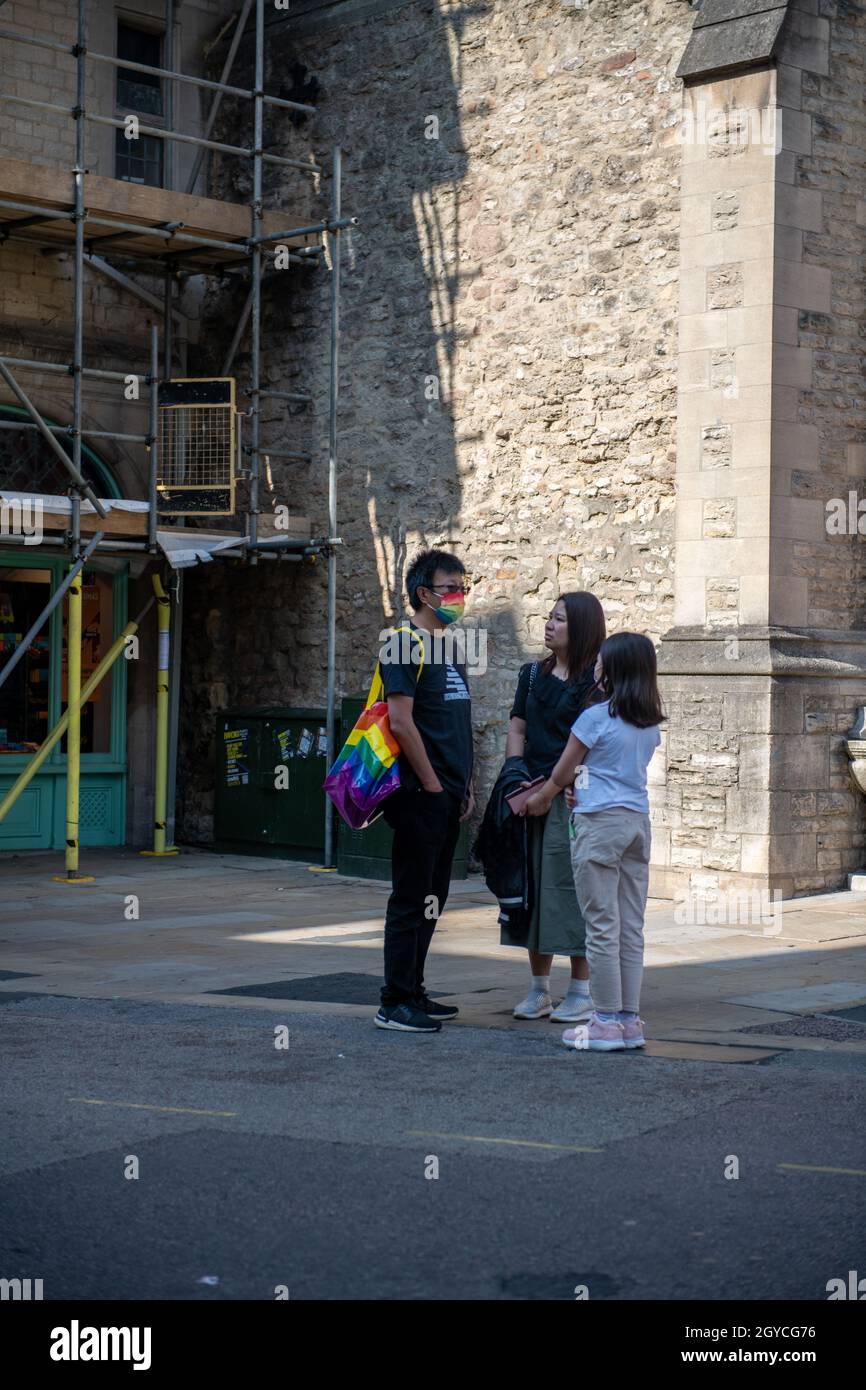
[513,989,553,1019]
[550,992,594,1023]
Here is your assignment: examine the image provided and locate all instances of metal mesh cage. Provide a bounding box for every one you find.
[157,378,236,516]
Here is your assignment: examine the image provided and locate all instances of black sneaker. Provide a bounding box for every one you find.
[374,1002,442,1033]
[418,994,459,1021]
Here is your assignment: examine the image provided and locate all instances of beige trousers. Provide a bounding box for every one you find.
[570,807,651,1014]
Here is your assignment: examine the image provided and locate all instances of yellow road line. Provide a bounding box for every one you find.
[778,1163,866,1177]
[407,1130,601,1153]
[69,1097,236,1118]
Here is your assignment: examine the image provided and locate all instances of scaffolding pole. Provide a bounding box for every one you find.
[222,290,253,377]
[324,146,342,870]
[0,25,316,113]
[220,252,322,376]
[0,0,351,876]
[0,533,324,559]
[55,0,90,884]
[0,362,108,517]
[164,272,174,378]
[249,216,357,245]
[0,201,351,262]
[257,448,311,462]
[261,389,312,404]
[0,529,103,694]
[0,195,318,257]
[247,0,264,565]
[148,325,159,551]
[0,598,156,830]
[0,418,147,444]
[71,0,86,553]
[166,570,183,847]
[0,353,146,384]
[165,0,176,193]
[58,564,87,881]
[84,253,187,328]
[185,0,254,195]
[141,575,178,857]
[0,92,320,174]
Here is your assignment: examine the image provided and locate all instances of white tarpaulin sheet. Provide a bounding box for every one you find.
[0,490,149,515]
[1,492,254,568]
[156,530,244,569]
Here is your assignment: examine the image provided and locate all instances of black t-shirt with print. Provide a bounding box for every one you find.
[510,660,602,778]
[379,622,474,799]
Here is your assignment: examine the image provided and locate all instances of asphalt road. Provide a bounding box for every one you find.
[1,994,864,1301]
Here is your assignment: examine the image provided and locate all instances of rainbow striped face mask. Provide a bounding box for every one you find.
[426,590,465,626]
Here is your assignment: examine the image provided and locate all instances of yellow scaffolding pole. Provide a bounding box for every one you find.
[0,601,154,845]
[57,568,86,881]
[141,574,178,856]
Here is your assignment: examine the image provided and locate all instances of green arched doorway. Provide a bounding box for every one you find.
[0,408,129,849]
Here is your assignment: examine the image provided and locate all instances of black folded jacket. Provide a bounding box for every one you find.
[473,755,535,946]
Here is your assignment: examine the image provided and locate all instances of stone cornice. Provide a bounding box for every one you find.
[658,626,866,678]
[677,0,794,83]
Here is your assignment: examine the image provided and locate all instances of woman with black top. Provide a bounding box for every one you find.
[506,591,606,1022]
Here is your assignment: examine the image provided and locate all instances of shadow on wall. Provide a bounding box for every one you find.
[270,0,484,616]
[176,2,494,842]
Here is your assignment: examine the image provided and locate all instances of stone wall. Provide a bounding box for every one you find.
[655,641,866,899]
[794,0,866,631]
[0,0,229,848]
[657,0,866,900]
[179,0,692,843]
[1,0,80,171]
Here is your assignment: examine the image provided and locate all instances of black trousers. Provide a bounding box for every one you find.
[381,787,462,1006]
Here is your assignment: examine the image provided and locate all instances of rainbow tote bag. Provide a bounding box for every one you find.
[323,625,424,830]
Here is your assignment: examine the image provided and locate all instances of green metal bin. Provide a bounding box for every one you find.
[214,707,329,861]
[335,695,469,881]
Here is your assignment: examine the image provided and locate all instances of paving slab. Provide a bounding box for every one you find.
[652,1026,866,1055]
[3,848,866,1056]
[725,982,866,1014]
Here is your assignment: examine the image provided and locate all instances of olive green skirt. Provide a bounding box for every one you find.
[525,793,587,956]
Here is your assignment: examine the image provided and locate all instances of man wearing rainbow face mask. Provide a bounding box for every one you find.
[374,549,475,1033]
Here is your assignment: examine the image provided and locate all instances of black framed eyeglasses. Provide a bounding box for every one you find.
[427,580,471,595]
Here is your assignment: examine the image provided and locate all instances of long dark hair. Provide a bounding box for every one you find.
[598,632,666,728]
[540,591,606,684]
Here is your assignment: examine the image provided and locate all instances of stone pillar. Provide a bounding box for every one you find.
[654,0,866,899]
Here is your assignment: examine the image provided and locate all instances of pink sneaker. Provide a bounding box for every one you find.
[561,1013,625,1051]
[621,1016,646,1049]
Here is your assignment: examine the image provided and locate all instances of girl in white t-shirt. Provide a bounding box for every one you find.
[525,633,665,1052]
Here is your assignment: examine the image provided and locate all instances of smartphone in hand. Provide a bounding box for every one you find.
[505,776,546,816]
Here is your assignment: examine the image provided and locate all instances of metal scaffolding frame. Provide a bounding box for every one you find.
[0,0,352,873]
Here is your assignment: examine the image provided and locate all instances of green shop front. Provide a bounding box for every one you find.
[0,411,129,850]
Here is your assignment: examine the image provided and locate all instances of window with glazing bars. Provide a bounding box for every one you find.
[115,21,164,186]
